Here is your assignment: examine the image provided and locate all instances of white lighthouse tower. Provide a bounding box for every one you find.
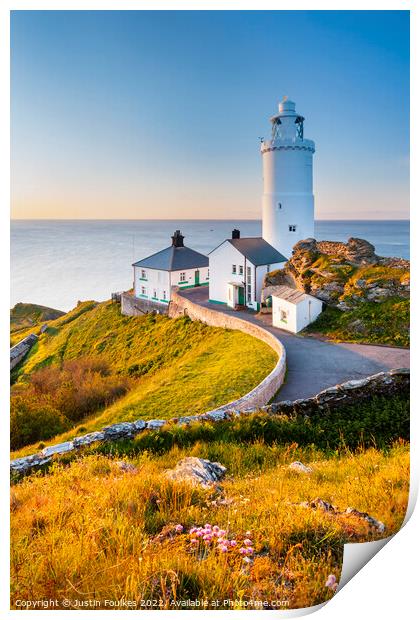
[261,98,315,259]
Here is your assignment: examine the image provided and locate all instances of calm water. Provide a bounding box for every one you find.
[11,220,410,312]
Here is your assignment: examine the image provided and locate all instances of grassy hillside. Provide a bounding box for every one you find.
[305,298,410,347]
[11,301,277,454]
[10,302,65,345]
[11,394,409,609]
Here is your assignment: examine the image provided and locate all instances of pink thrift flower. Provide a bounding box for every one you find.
[212,525,220,533]
[325,575,338,591]
[196,530,203,537]
[218,530,226,537]
[190,538,198,545]
[219,545,229,553]
[230,540,237,547]
[243,556,252,564]
[175,524,184,533]
[246,547,254,555]
[189,527,197,534]
[205,523,211,529]
[239,547,248,555]
[243,538,252,546]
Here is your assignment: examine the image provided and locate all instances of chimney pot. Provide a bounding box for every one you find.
[232,229,240,239]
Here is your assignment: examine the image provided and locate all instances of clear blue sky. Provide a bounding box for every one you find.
[11,10,409,220]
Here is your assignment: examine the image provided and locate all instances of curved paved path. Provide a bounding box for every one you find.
[179,288,410,401]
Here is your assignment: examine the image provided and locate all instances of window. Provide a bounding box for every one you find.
[141,269,147,279]
[239,265,244,276]
[141,286,147,296]
[281,309,287,322]
[232,264,237,274]
[247,284,252,303]
[206,269,210,280]
[289,225,297,232]
[179,272,186,282]
[163,290,167,300]
[278,202,282,210]
[247,266,251,280]
[153,289,157,299]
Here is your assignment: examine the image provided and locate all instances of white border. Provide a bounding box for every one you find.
[1,2,417,618]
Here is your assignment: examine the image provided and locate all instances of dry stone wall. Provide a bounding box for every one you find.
[10,369,408,476]
[10,334,38,370]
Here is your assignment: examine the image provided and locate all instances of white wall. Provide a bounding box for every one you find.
[210,242,286,310]
[296,295,323,332]
[272,294,323,333]
[272,297,297,332]
[134,266,209,304]
[209,242,247,305]
[169,266,209,290]
[134,267,170,305]
[261,145,315,259]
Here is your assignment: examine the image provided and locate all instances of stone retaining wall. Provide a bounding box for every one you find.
[121,292,169,316]
[10,369,408,476]
[168,287,287,412]
[10,334,38,370]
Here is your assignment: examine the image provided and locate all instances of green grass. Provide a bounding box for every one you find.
[10,302,65,345]
[11,301,277,456]
[306,298,409,347]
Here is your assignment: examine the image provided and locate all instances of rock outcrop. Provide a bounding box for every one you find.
[165,457,226,488]
[263,237,410,310]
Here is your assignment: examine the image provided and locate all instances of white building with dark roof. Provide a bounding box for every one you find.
[132,230,209,306]
[271,285,322,333]
[208,229,286,311]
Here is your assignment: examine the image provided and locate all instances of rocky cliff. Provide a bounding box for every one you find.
[264,237,410,311]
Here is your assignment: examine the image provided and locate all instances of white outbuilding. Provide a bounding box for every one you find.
[209,229,287,311]
[271,285,323,333]
[132,230,209,306]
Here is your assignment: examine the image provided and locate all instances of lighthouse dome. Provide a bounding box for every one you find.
[278,98,297,115]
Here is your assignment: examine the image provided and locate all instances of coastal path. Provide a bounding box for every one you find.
[178,287,410,401]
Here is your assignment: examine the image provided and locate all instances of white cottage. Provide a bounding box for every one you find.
[209,230,287,311]
[132,230,209,306]
[271,285,323,333]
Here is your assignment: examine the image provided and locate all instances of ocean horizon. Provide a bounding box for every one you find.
[11,219,410,312]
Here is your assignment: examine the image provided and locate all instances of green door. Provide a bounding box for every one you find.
[194,270,200,286]
[238,286,245,305]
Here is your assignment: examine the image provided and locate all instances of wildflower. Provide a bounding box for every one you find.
[205,523,211,529]
[190,538,198,545]
[243,538,252,546]
[245,531,252,536]
[219,545,229,553]
[195,530,204,537]
[239,547,248,555]
[325,574,338,592]
[245,547,254,555]
[189,527,197,535]
[175,524,184,533]
[218,529,226,537]
[243,557,252,564]
[212,525,220,533]
[230,540,237,547]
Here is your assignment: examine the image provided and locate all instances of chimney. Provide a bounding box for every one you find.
[171,230,184,247]
[232,229,240,239]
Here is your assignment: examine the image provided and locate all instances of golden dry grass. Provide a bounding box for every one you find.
[10,441,409,610]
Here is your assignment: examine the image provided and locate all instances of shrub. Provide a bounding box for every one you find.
[10,357,130,447]
[10,397,69,450]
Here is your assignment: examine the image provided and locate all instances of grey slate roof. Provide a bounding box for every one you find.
[226,237,287,266]
[271,285,309,304]
[133,245,209,271]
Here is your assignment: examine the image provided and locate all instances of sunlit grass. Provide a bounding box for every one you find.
[10,441,409,610]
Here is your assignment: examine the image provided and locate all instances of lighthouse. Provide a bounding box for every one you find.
[261,98,315,259]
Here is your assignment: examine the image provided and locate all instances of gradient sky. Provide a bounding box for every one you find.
[11,10,409,220]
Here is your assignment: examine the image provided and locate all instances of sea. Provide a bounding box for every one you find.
[11,220,410,312]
